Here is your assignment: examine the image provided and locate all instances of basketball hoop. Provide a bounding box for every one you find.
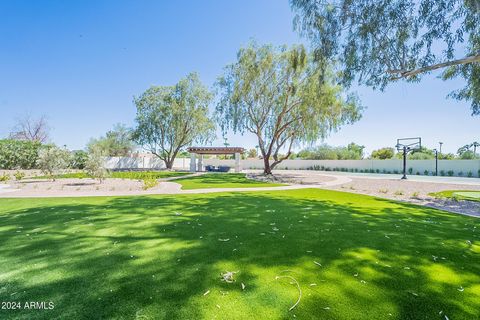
[396,137,421,179]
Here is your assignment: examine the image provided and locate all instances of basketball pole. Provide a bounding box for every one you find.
[402,146,407,179]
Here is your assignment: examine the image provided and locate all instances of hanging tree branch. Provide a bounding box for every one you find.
[388,54,480,80]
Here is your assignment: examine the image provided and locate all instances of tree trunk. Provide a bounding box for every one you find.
[165,159,174,170]
[263,157,272,175]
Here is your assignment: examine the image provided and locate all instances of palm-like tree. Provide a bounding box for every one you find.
[471,141,480,157]
[457,144,471,155]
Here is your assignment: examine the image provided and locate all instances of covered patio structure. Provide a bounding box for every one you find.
[188,147,245,173]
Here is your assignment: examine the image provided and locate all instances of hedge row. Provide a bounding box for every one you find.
[0,139,43,169]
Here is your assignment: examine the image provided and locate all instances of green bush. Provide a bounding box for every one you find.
[0,173,10,182]
[467,171,473,177]
[142,178,159,190]
[0,139,42,169]
[70,150,89,169]
[447,170,454,176]
[440,170,445,176]
[424,170,429,176]
[14,171,25,181]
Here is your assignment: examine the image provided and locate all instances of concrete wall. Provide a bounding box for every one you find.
[104,156,480,177]
[203,159,480,177]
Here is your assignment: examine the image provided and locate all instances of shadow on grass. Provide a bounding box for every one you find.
[0,189,479,319]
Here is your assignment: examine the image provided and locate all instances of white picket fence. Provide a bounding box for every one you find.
[104,157,480,177]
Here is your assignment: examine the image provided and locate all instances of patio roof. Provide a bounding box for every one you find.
[188,146,245,155]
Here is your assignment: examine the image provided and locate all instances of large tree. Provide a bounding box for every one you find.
[216,43,362,174]
[291,0,480,115]
[133,73,215,169]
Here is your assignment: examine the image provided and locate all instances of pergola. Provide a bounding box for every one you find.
[187,147,245,172]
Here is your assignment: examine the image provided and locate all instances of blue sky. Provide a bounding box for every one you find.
[0,0,478,155]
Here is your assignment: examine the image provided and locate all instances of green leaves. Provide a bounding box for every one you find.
[216,42,362,173]
[291,0,480,115]
[0,139,43,169]
[133,73,215,168]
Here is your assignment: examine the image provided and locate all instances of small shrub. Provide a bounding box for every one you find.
[0,173,10,182]
[394,190,404,196]
[411,191,420,198]
[142,178,158,190]
[85,152,108,183]
[458,171,463,176]
[467,171,473,177]
[378,189,388,194]
[37,146,71,180]
[375,169,380,173]
[382,169,387,174]
[354,168,358,172]
[408,168,413,174]
[423,170,429,176]
[416,171,420,175]
[393,170,399,174]
[387,171,392,174]
[478,169,480,177]
[447,170,454,176]
[14,171,25,181]
[440,170,446,176]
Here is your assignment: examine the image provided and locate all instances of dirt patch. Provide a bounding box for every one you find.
[0,177,165,197]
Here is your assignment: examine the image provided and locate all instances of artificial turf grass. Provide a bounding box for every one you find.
[32,170,191,180]
[0,189,478,319]
[429,190,480,202]
[174,173,285,189]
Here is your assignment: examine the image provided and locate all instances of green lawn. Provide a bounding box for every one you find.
[429,190,480,202]
[0,189,479,319]
[33,170,191,180]
[175,173,285,190]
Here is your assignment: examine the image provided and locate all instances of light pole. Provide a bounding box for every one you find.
[439,142,443,154]
[433,149,438,176]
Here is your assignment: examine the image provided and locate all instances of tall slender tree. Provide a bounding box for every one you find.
[216,42,362,174]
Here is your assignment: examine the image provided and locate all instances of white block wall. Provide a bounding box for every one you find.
[103,156,480,177]
[203,159,480,177]
[104,157,190,170]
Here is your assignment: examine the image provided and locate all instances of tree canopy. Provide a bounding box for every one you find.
[9,114,50,143]
[297,143,365,160]
[216,42,362,174]
[291,0,480,115]
[133,73,215,169]
[87,123,135,157]
[371,147,395,160]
